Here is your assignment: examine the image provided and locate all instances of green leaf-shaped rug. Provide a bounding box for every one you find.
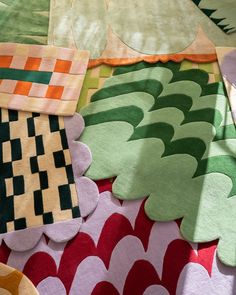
[80,61,236,266]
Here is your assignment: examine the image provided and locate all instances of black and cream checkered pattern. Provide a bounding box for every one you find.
[0,109,80,234]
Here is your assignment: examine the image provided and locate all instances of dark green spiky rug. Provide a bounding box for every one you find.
[79,60,236,266]
[192,0,236,34]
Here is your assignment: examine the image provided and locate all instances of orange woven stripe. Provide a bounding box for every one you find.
[46,85,64,99]
[0,56,13,68]
[24,57,42,71]
[88,54,218,68]
[14,81,32,96]
[54,59,72,73]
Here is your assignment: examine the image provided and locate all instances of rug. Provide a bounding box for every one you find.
[2,183,236,294]
[1,0,236,293]
[216,46,236,123]
[0,263,39,294]
[49,0,236,60]
[192,0,236,34]
[78,61,221,111]
[79,60,236,266]
[0,43,89,116]
[0,110,98,251]
[77,65,114,111]
[0,0,50,45]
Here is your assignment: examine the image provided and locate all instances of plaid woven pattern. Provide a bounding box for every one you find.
[0,43,89,115]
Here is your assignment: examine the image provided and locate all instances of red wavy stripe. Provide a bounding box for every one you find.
[23,252,57,286]
[123,260,161,295]
[0,242,11,264]
[92,282,120,295]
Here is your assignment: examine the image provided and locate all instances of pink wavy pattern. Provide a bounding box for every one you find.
[0,180,234,294]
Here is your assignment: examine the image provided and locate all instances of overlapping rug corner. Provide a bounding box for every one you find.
[0,263,39,295]
[0,43,90,116]
[0,107,99,252]
[216,46,236,123]
[49,0,236,68]
[192,0,236,34]
[78,58,236,267]
[4,185,236,295]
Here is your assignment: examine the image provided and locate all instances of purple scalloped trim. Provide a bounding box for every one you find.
[64,113,99,217]
[0,218,82,252]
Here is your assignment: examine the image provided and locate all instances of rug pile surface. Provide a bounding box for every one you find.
[0,1,236,294]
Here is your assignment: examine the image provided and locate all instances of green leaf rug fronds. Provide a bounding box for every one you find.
[79,60,236,266]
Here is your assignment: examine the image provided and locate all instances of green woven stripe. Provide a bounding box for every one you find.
[0,68,52,84]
